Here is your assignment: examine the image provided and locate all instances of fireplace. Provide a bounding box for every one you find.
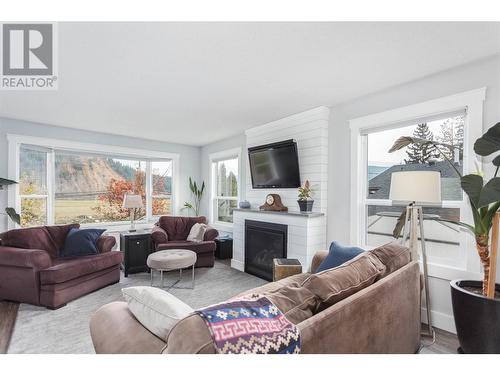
[245,220,287,281]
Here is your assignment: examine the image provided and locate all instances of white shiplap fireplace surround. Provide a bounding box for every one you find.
[231,107,329,273]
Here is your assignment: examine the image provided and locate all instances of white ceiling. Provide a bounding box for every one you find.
[1,22,499,146]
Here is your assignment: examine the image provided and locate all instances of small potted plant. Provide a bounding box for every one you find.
[297,180,314,212]
[182,177,205,216]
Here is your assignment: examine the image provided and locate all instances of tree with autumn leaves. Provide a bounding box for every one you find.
[93,169,168,221]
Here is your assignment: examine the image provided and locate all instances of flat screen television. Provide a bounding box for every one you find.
[248,139,301,189]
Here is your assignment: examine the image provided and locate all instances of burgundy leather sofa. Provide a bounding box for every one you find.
[151,216,218,268]
[0,224,122,309]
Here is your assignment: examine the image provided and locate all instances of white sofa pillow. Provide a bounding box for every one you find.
[122,286,194,340]
[186,222,207,242]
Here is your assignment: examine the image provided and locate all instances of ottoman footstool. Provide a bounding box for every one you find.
[147,249,197,290]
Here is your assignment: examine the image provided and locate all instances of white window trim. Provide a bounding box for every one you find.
[7,134,180,230]
[349,88,486,280]
[208,147,242,232]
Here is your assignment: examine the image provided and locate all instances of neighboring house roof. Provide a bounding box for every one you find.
[368,161,462,201]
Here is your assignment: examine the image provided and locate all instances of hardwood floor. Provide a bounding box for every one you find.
[419,325,460,354]
[0,301,19,354]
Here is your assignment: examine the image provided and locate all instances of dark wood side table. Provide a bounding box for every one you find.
[215,237,233,259]
[120,232,152,277]
[272,258,302,282]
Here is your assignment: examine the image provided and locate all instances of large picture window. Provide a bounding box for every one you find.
[350,88,486,282]
[12,138,176,228]
[210,152,239,225]
[364,113,465,266]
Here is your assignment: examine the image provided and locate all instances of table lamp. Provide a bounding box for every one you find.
[122,193,144,232]
[390,170,441,338]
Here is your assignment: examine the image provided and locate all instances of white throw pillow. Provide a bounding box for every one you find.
[186,223,207,242]
[122,286,194,339]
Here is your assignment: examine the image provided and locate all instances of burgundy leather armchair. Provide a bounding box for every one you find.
[151,216,218,268]
[0,224,122,309]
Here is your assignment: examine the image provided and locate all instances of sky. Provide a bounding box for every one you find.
[367,116,462,166]
[218,157,238,176]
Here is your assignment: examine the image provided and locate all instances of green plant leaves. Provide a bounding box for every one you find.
[5,207,20,225]
[460,174,500,209]
[185,177,205,216]
[460,174,483,208]
[388,136,416,153]
[474,122,500,157]
[0,178,18,189]
[388,136,432,153]
[478,177,500,208]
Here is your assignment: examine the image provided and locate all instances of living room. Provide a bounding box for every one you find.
[1,1,500,373]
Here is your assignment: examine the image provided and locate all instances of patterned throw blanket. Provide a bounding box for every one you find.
[195,295,301,354]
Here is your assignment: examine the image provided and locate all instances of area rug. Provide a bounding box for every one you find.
[8,260,266,354]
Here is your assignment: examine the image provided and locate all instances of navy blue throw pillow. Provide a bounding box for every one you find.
[60,228,106,257]
[315,241,364,273]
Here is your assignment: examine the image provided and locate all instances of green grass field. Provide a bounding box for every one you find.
[55,199,98,223]
[54,199,171,224]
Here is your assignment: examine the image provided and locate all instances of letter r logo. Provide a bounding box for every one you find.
[2,24,53,75]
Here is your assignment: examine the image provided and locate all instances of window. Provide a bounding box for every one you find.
[210,151,240,225]
[19,145,49,227]
[350,88,486,277]
[151,160,173,216]
[364,113,465,266]
[11,137,178,228]
[53,151,147,225]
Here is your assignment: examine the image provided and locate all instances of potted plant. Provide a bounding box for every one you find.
[297,180,314,212]
[182,177,205,216]
[389,122,500,353]
[0,178,20,225]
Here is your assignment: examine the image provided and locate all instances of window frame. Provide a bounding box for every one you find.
[7,134,180,230]
[208,148,242,232]
[349,88,486,280]
[150,160,175,219]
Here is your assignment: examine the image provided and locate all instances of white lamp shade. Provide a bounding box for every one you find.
[389,171,441,205]
[122,194,144,209]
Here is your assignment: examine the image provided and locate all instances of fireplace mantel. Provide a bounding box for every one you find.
[233,208,325,218]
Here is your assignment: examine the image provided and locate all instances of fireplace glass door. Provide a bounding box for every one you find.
[245,220,287,281]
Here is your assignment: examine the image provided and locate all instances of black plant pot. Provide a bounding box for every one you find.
[297,200,314,212]
[450,279,500,353]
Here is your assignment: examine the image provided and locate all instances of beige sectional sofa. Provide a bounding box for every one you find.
[90,243,422,354]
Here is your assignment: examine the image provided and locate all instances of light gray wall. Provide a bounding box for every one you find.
[0,117,201,231]
[328,55,500,243]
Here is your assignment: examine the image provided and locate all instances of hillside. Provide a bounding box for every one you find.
[20,151,172,197]
[55,155,125,195]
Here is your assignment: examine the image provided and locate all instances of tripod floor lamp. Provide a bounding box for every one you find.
[389,170,442,338]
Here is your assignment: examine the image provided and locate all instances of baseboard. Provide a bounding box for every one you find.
[231,259,244,272]
[421,307,456,334]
